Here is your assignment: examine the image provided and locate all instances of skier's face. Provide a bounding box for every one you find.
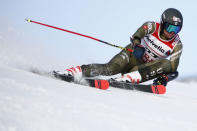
[163,29,175,39]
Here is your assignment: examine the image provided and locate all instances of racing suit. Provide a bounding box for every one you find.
[81,21,182,83]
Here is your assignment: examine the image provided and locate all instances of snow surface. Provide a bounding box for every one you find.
[0,43,197,131]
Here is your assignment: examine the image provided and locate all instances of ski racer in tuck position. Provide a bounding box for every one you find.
[55,8,183,86]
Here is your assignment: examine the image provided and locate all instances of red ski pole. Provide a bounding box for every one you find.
[25,19,133,52]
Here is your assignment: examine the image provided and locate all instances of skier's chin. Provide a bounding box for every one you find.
[163,29,175,39]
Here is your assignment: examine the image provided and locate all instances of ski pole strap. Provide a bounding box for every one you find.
[25,19,133,53]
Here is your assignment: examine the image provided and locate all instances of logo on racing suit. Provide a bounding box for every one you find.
[147,22,152,33]
[144,47,158,59]
[145,36,165,53]
[143,23,153,33]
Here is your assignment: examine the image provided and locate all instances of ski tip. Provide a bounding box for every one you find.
[94,80,109,90]
[151,85,166,94]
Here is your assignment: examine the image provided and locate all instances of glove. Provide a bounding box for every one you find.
[153,74,168,86]
[130,37,145,59]
[133,45,145,59]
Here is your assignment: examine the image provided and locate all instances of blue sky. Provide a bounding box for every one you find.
[1,0,197,77]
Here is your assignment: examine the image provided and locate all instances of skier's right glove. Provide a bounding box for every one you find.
[153,74,168,86]
[130,37,145,59]
[133,45,145,59]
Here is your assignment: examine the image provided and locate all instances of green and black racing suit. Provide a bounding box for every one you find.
[81,21,182,83]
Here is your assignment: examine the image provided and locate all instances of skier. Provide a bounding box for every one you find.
[55,8,183,86]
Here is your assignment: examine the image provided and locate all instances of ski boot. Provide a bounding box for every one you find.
[53,66,83,82]
[113,71,142,84]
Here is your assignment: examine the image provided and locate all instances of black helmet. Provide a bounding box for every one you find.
[160,8,183,34]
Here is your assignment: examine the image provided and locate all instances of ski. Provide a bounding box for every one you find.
[109,80,166,94]
[52,71,109,90]
[30,69,109,90]
[30,69,166,94]
[51,72,166,94]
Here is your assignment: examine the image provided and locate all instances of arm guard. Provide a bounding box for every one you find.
[169,40,183,72]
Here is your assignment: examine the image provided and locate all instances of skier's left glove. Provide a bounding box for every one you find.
[153,74,168,86]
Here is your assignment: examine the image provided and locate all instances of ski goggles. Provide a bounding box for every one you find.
[164,23,181,34]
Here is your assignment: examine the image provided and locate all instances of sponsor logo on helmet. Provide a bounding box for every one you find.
[173,16,181,22]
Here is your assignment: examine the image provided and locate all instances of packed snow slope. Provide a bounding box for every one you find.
[0,44,197,131]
